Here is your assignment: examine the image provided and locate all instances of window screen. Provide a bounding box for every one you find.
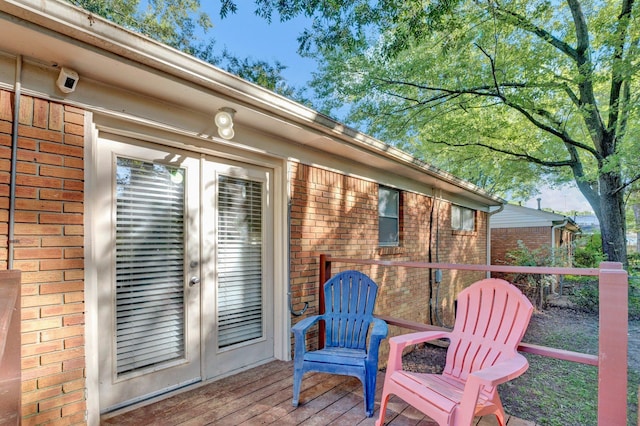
[379,186,399,246]
[451,205,476,231]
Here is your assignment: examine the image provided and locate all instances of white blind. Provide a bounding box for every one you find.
[217,176,263,348]
[115,158,186,375]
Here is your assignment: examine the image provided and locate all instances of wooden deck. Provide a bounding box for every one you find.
[102,360,536,426]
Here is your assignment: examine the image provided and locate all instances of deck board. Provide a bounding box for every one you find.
[102,361,536,425]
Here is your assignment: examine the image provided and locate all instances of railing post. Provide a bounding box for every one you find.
[318,254,331,349]
[597,261,627,426]
[0,270,21,425]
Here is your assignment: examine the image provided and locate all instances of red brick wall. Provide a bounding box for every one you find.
[288,163,487,356]
[491,226,552,265]
[0,90,86,425]
[0,90,491,422]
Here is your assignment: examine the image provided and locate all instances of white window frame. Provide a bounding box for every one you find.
[451,204,476,232]
[379,186,400,246]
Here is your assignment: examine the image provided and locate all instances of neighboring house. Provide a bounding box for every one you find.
[0,1,504,424]
[490,204,581,267]
[574,214,599,234]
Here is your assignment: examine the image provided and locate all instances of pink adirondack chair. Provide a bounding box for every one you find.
[376,278,534,426]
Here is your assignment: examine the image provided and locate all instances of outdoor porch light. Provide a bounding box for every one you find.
[215,107,235,140]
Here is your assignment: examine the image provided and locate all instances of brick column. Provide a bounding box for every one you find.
[1,90,86,425]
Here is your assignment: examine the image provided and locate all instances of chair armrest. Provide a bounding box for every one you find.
[292,315,324,362]
[458,354,529,424]
[468,353,529,387]
[370,318,389,340]
[291,315,322,336]
[390,330,451,350]
[386,331,451,371]
[366,318,388,362]
[456,353,529,424]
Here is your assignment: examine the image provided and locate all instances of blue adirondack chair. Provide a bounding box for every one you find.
[292,270,388,417]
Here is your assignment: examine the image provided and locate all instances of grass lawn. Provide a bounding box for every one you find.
[501,305,639,426]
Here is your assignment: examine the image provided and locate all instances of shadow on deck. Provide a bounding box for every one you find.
[102,360,536,425]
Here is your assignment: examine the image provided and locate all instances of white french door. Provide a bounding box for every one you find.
[96,135,274,413]
[201,162,274,379]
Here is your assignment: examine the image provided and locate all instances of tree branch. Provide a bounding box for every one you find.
[566,0,606,152]
[428,139,576,168]
[489,0,606,153]
[487,0,578,60]
[613,174,640,195]
[372,76,602,159]
[499,96,601,159]
[606,0,635,136]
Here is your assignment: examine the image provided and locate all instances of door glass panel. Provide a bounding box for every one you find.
[217,175,263,348]
[115,157,186,375]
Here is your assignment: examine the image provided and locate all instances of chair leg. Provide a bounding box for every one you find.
[375,389,390,426]
[489,394,506,426]
[292,367,303,407]
[492,402,505,426]
[364,372,376,417]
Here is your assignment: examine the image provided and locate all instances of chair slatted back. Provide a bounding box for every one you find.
[443,278,533,384]
[324,271,379,350]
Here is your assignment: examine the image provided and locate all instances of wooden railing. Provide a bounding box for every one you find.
[318,254,628,426]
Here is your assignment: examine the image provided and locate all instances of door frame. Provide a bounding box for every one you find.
[84,114,290,423]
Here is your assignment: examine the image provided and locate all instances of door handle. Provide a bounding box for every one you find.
[189,276,200,286]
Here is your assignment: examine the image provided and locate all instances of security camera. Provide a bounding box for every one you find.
[56,67,79,94]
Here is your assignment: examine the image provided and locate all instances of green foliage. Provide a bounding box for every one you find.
[567,234,640,316]
[504,240,569,309]
[572,233,605,269]
[506,240,569,268]
[67,0,213,54]
[570,281,600,313]
[569,273,640,319]
[629,252,640,271]
[68,0,639,264]
[244,0,639,265]
[628,198,640,246]
[219,51,311,104]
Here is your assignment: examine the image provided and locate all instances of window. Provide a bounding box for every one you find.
[217,175,264,348]
[114,157,186,375]
[451,205,475,231]
[379,186,399,246]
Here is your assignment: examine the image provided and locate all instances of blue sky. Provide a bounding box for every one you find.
[207,6,316,89]
[205,6,593,214]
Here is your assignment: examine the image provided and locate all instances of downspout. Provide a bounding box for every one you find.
[486,204,505,277]
[433,191,443,326]
[551,219,568,295]
[8,55,22,270]
[551,220,568,253]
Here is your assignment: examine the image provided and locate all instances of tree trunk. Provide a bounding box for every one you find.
[597,172,628,265]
